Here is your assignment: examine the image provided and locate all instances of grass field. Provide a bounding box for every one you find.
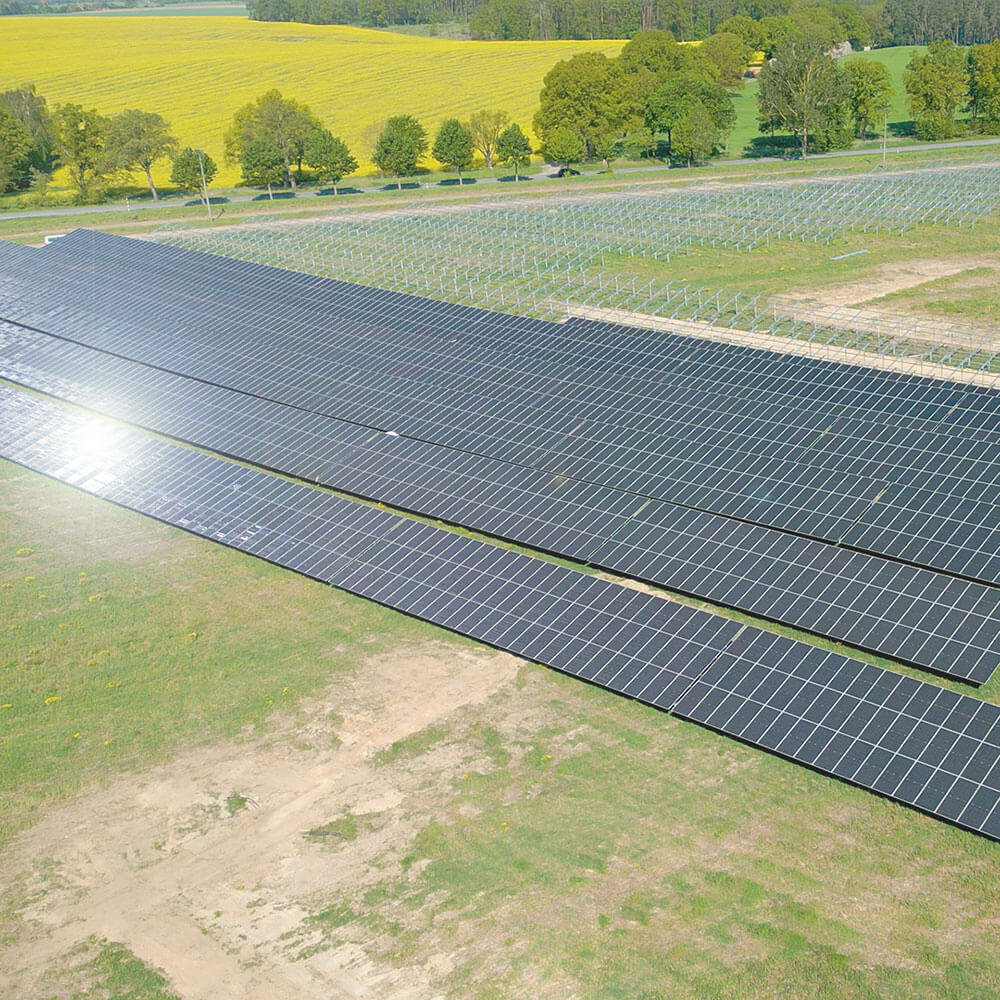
[2,456,999,999]
[0,18,623,188]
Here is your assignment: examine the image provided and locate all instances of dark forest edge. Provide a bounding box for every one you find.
[1,1,999,49]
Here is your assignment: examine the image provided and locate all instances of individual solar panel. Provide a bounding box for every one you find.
[2,319,999,684]
[2,382,999,841]
[3,232,1000,586]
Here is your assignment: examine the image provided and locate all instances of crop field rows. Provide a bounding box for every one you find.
[162,163,1000,377]
[0,18,624,185]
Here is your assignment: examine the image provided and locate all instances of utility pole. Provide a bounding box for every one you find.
[198,150,213,221]
[882,108,888,169]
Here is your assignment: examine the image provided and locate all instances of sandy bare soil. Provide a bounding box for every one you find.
[1,643,521,1000]
[795,255,1000,308]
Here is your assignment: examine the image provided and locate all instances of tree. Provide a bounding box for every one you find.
[969,40,1000,132]
[757,40,850,158]
[53,103,109,202]
[497,122,532,180]
[373,114,428,188]
[534,52,634,160]
[617,29,719,103]
[700,32,752,90]
[844,58,894,138]
[469,0,529,40]
[542,126,585,166]
[467,108,509,168]
[432,118,475,183]
[718,14,765,53]
[0,85,57,176]
[671,101,717,165]
[170,147,217,206]
[240,136,285,199]
[904,41,969,139]
[225,90,318,189]
[104,109,177,201]
[0,108,33,192]
[303,128,357,193]
[646,77,735,154]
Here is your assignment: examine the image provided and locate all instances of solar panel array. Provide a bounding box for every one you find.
[4,383,1000,841]
[5,230,1000,591]
[2,318,999,684]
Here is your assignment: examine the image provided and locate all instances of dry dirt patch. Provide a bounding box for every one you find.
[792,253,1000,308]
[2,643,520,1000]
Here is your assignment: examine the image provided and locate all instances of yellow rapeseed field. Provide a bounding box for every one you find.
[1,17,623,187]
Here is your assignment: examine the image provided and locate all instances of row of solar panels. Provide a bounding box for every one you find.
[2,319,998,685]
[3,383,999,840]
[2,230,999,589]
[1,233,999,687]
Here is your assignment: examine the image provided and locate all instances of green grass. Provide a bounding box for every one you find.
[0,458,431,847]
[67,938,180,999]
[2,421,1000,998]
[869,264,1000,322]
[298,671,1000,999]
[607,213,1000,303]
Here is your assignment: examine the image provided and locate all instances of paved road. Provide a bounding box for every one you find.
[5,136,1000,224]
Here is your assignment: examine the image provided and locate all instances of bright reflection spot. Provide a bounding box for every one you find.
[68,414,124,469]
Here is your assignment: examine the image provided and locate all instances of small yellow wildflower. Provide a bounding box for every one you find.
[73,731,82,739]
[1,704,12,710]
[15,547,33,556]
[87,594,102,602]
[23,576,35,582]
[102,739,112,746]
[44,695,61,705]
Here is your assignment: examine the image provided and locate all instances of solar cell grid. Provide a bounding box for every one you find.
[2,319,999,684]
[4,233,1000,586]
[2,382,999,841]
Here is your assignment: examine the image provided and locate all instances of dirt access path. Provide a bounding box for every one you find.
[2,644,521,1000]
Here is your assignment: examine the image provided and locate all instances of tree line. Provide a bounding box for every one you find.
[0,85,535,203]
[238,0,1000,47]
[534,30,1000,165]
[5,33,1000,204]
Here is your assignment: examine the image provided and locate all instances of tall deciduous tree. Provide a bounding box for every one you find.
[373,114,428,188]
[54,103,109,202]
[225,90,318,189]
[646,77,736,155]
[757,40,849,158]
[467,109,509,168]
[969,40,1000,131]
[618,29,719,102]
[0,108,33,192]
[497,122,532,180]
[534,52,634,160]
[904,41,969,139]
[671,101,717,165]
[844,58,895,138]
[700,32,752,90]
[0,84,57,175]
[303,128,357,193]
[170,147,217,205]
[542,125,585,166]
[239,136,286,199]
[104,109,177,200]
[432,118,475,183]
